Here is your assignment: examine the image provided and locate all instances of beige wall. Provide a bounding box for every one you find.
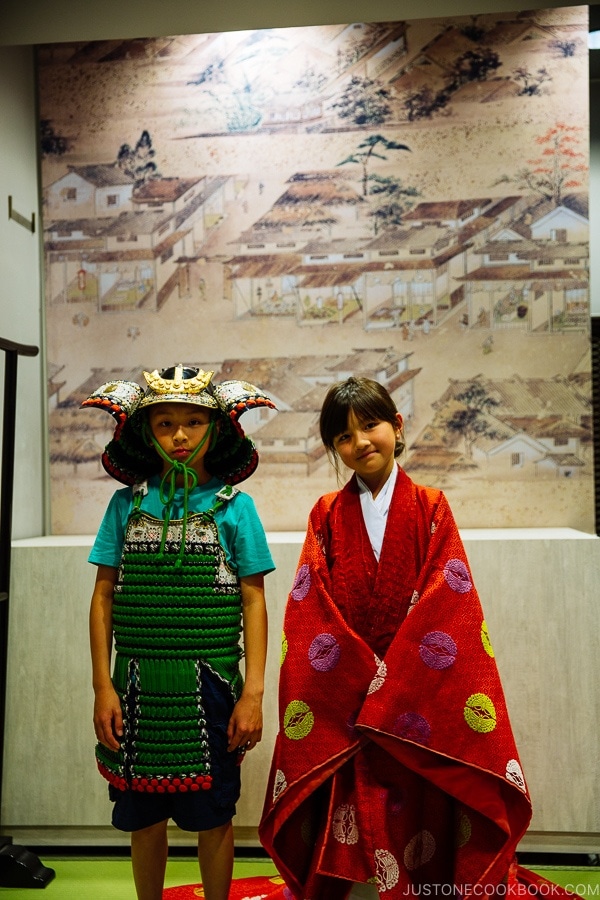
[0,45,45,539]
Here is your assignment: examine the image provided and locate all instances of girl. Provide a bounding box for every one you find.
[260,376,532,900]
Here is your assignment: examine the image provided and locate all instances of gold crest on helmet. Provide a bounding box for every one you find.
[143,364,214,395]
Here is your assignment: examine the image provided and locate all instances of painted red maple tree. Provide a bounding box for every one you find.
[494,122,587,205]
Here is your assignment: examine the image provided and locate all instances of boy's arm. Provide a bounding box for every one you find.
[89,564,123,751]
[227,573,268,754]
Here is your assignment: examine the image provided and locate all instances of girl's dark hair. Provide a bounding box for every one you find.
[319,377,405,476]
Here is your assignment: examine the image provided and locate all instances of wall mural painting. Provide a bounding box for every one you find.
[38,6,592,535]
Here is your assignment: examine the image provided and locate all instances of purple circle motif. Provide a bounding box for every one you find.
[308,633,341,672]
[443,558,472,594]
[379,785,404,815]
[419,631,457,670]
[395,712,431,746]
[346,709,359,735]
[291,563,311,601]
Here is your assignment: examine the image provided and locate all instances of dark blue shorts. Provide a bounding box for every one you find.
[109,665,241,833]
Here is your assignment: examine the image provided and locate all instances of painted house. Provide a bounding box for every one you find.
[217,348,420,461]
[44,164,134,220]
[402,198,494,230]
[474,430,585,480]
[52,349,421,478]
[252,410,322,470]
[46,208,188,312]
[459,195,589,333]
[45,173,235,310]
[133,177,205,215]
[262,94,324,128]
[458,196,529,248]
[409,372,590,480]
[233,228,321,256]
[361,225,467,329]
[273,172,365,234]
[227,179,589,334]
[49,365,149,477]
[225,253,301,317]
[473,430,554,477]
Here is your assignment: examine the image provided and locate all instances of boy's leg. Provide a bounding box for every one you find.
[130,818,169,900]
[197,820,234,900]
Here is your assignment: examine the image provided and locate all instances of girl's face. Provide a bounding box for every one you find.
[333,409,402,496]
[147,402,215,479]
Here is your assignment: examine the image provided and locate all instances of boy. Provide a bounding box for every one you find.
[84,364,275,900]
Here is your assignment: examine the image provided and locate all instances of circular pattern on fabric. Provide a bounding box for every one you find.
[481,620,494,657]
[308,633,340,672]
[300,815,316,846]
[379,785,404,815]
[280,632,288,666]
[456,812,472,848]
[283,700,314,740]
[368,655,387,694]
[332,803,359,845]
[506,759,527,792]
[404,830,436,871]
[444,558,472,593]
[374,849,400,892]
[346,709,359,735]
[408,590,420,614]
[419,631,457,670]
[291,563,311,601]
[273,768,287,803]
[394,712,431,746]
[464,693,497,733]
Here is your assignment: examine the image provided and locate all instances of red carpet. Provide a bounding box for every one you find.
[163,874,288,898]
[163,868,576,898]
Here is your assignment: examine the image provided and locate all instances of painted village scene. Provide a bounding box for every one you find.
[37,5,593,535]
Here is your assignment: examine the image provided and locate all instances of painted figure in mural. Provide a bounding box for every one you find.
[83,364,276,900]
[259,376,533,900]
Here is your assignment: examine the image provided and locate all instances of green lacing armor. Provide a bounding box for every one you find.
[95,486,243,791]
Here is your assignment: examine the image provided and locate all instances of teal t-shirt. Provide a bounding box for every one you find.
[88,475,275,578]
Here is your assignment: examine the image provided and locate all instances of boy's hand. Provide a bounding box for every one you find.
[227,690,263,756]
[93,686,123,751]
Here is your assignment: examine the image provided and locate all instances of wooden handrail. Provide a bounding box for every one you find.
[0,337,38,356]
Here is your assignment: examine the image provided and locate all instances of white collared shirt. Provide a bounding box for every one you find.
[356,463,398,561]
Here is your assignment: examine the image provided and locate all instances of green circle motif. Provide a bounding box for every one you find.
[464,692,496,733]
[481,621,494,657]
[456,812,472,848]
[284,700,314,740]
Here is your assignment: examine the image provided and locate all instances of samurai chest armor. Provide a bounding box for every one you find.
[95,509,243,794]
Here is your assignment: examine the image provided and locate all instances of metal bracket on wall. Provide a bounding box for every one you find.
[7,196,35,234]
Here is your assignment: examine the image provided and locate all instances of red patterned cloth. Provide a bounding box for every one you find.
[160,869,575,899]
[260,468,532,899]
[162,874,287,898]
